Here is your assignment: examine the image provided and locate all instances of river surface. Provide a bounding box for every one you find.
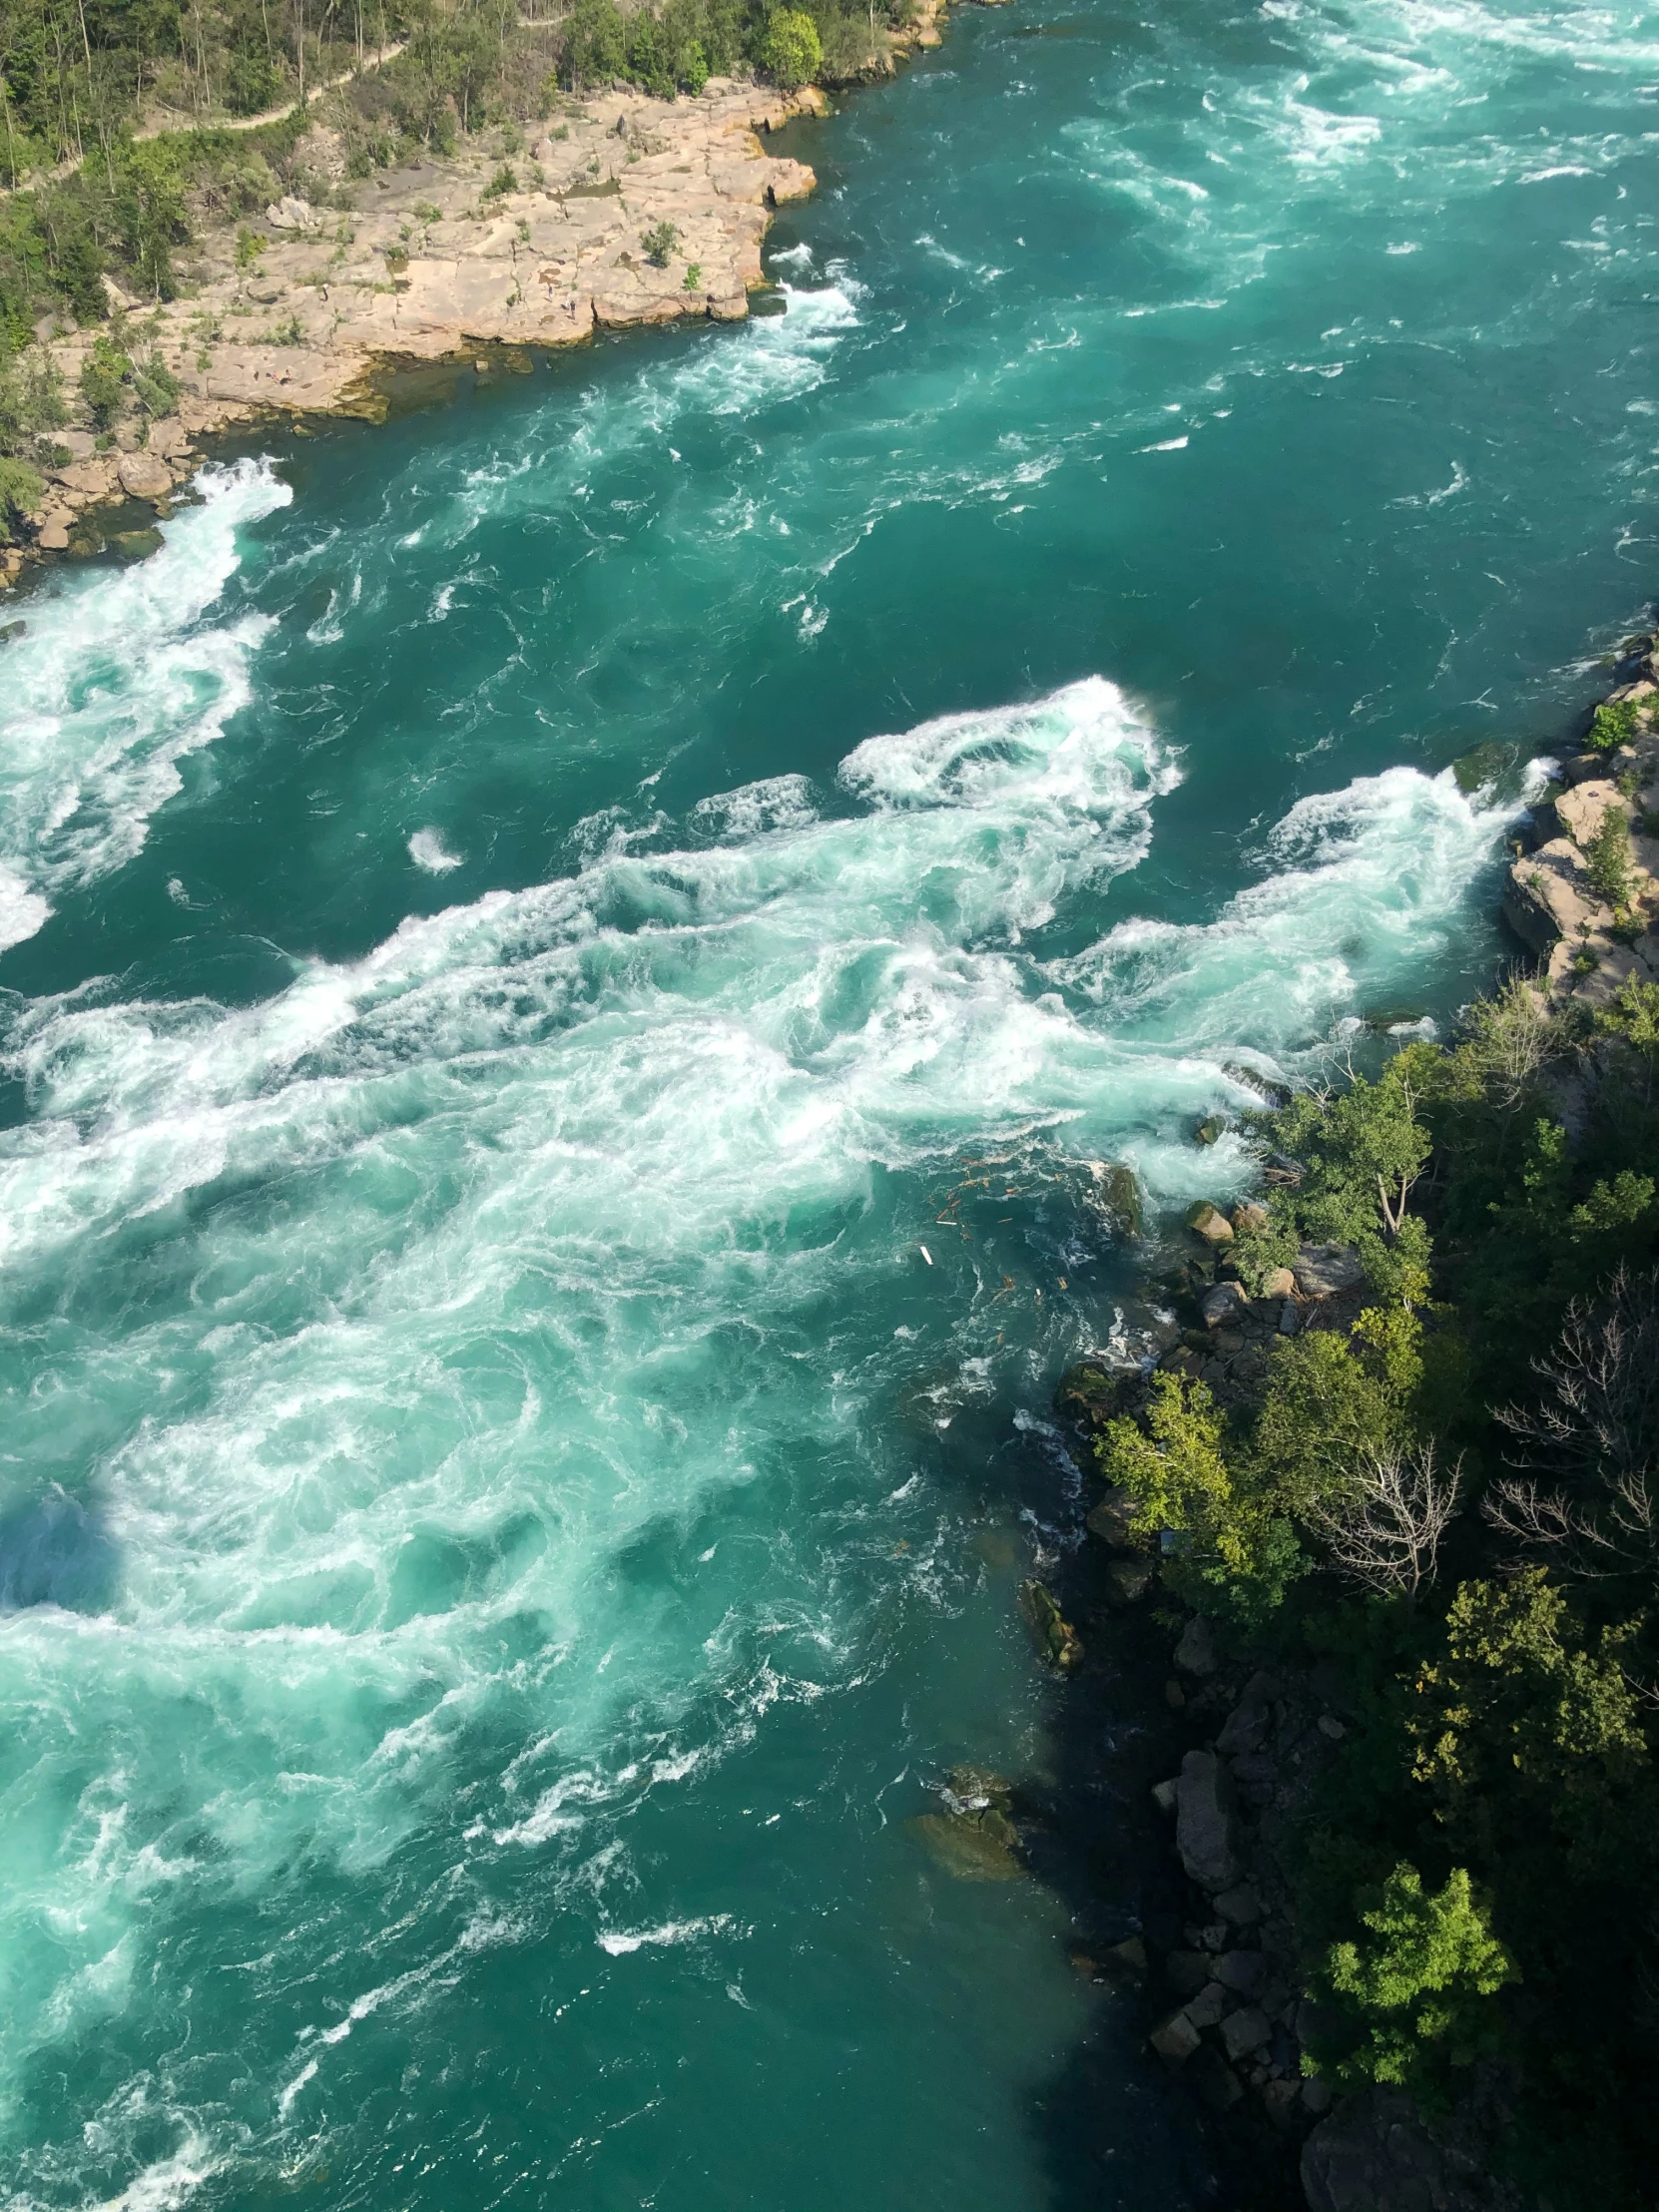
[3,1,1657,2206]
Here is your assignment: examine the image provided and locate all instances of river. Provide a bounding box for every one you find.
[2,0,1656,2205]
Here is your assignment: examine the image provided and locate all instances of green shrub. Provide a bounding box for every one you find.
[1588,697,1639,753]
[1584,804,1634,911]
[0,452,44,537]
[236,227,267,271]
[481,163,518,201]
[641,220,680,268]
[131,347,180,417]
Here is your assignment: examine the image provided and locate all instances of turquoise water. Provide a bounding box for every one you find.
[3,1,1659,2205]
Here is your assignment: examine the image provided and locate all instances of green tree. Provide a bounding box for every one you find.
[1096,1372,1306,1622]
[1322,1864,1516,2097]
[79,332,131,425]
[757,5,822,86]
[1252,1054,1433,1303]
[559,0,626,88]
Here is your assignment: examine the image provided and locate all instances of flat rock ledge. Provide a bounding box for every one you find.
[4,0,1008,582]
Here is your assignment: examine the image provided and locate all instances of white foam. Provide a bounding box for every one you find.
[0,458,288,951]
[596,1915,737,1955]
[408,828,464,872]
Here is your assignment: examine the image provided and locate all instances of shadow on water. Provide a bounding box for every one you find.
[0,1480,119,1613]
[952,1377,1304,2212]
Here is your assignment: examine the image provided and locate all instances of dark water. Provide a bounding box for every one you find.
[2,0,1657,2205]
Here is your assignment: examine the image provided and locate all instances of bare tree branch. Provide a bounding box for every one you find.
[1488,1266,1659,1586]
[1308,1440,1463,1611]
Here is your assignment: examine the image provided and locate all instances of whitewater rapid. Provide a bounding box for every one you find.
[1,0,1651,2194]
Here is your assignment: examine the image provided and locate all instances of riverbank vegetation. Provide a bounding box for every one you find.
[0,0,907,506]
[1097,971,1659,2203]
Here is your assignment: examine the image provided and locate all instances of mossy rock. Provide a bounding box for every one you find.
[907,1812,1023,1881]
[113,528,164,560]
[1019,1579,1084,1672]
[1089,1160,1143,1238]
[66,530,106,559]
[1195,1115,1227,1146]
[1450,739,1527,800]
[1185,1201,1234,1245]
[1054,1361,1133,1434]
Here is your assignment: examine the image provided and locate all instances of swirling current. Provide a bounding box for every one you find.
[2,0,1657,2205]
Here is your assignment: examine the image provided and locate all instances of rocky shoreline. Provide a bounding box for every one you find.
[1029,651,1659,2209]
[2,0,999,582]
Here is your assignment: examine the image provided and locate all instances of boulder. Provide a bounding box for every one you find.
[266,193,323,232]
[51,458,114,496]
[1151,1777,1179,1815]
[1262,1266,1297,1299]
[1293,1244,1366,1297]
[1195,1114,1226,1146]
[1220,2005,1271,2062]
[1502,839,1599,955]
[1084,1483,1137,1547]
[1217,1671,1280,1758]
[1149,2006,1202,2063]
[1164,1948,1210,1996]
[37,517,70,550]
[1186,1201,1234,1246]
[1263,2078,1304,2133]
[1215,1949,1270,1998]
[116,451,173,501]
[1188,2047,1245,2110]
[1174,1614,1218,1677]
[1199,1280,1250,1329]
[1213,1883,1264,1925]
[1301,2086,1496,2212]
[1230,1200,1269,1234]
[1175,1749,1241,1890]
[1103,1556,1154,1605]
[1183,1979,1229,2030]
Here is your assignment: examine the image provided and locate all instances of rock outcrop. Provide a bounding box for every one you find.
[1502,715,1659,1008]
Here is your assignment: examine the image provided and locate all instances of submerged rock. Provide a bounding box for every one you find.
[1018,1579,1084,1671]
[908,1812,1022,1881]
[910,1764,1026,1882]
[1085,1159,1143,1238]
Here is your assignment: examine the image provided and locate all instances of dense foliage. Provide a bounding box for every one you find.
[1098,973,1659,2203]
